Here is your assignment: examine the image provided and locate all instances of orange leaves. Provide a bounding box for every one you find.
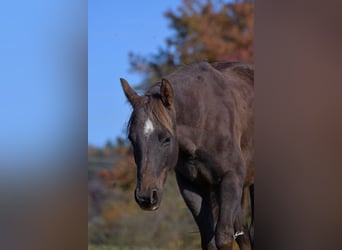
[112,158,136,190]
[129,0,255,86]
[167,0,254,63]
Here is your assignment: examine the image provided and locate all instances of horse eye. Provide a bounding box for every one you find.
[162,137,171,144]
[161,136,171,145]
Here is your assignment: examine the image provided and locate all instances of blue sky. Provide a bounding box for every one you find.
[0,1,87,174]
[88,0,183,147]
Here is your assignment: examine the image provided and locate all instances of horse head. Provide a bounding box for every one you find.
[121,78,178,211]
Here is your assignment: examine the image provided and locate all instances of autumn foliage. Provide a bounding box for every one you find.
[129,0,254,85]
[88,142,200,248]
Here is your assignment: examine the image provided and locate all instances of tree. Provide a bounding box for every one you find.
[129,0,254,86]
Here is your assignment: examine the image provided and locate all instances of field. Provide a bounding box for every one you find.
[89,243,239,250]
[88,144,245,250]
[88,246,166,250]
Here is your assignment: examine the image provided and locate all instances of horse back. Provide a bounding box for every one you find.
[211,61,254,86]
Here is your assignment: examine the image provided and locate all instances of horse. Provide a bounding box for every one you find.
[120,61,254,250]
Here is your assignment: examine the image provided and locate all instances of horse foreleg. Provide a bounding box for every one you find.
[215,173,250,250]
[234,206,251,250]
[176,172,217,250]
[249,184,254,247]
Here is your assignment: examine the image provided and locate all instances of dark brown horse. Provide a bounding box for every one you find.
[121,61,254,250]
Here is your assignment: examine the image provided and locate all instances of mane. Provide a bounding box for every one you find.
[211,61,254,86]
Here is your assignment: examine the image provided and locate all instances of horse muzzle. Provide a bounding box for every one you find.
[134,187,161,211]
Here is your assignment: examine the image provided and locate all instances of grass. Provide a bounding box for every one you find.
[88,245,166,250]
[89,242,240,250]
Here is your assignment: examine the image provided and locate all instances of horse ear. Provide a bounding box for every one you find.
[120,78,140,107]
[160,78,174,107]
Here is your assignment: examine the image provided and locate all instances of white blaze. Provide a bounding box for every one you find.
[144,118,154,137]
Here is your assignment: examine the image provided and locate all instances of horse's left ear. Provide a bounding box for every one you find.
[160,78,174,107]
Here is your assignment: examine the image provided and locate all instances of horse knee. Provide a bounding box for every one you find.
[215,231,234,250]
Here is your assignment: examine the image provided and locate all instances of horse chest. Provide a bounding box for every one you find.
[175,150,222,186]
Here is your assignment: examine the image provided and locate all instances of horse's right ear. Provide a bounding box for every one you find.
[120,78,139,107]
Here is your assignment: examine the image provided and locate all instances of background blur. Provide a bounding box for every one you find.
[88,0,253,249]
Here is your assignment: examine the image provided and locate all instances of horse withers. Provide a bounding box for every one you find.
[120,61,254,250]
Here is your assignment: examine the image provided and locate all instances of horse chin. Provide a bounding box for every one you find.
[150,205,160,211]
[140,204,160,211]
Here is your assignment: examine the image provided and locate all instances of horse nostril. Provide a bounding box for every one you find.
[151,189,158,204]
[135,188,144,203]
[135,188,160,210]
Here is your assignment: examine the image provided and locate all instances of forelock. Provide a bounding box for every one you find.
[148,94,174,135]
[127,94,175,137]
